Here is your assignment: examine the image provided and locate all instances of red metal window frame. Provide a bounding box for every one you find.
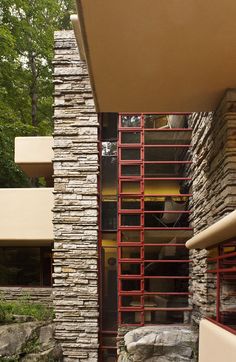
[207,239,236,334]
[117,113,192,326]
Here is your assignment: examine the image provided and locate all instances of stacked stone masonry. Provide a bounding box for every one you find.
[53,30,99,362]
[189,89,236,324]
[0,287,52,306]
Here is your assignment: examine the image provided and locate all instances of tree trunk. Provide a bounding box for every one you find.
[29,52,38,127]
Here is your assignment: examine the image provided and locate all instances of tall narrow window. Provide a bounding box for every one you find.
[99,113,118,361]
[99,113,193,360]
[118,114,192,326]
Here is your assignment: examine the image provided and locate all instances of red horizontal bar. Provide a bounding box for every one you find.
[120,276,191,280]
[208,251,236,262]
[145,307,192,311]
[144,292,191,296]
[119,210,191,214]
[143,177,192,181]
[119,291,191,296]
[118,243,186,247]
[119,112,190,115]
[144,144,191,148]
[119,307,192,312]
[144,243,186,247]
[144,161,192,164]
[207,267,236,274]
[143,210,191,214]
[144,227,193,230]
[119,193,192,197]
[143,276,191,279]
[144,128,192,132]
[143,260,191,263]
[119,259,142,263]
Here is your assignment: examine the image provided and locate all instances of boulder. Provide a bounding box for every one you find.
[119,326,198,362]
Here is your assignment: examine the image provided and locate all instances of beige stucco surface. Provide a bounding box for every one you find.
[186,210,236,250]
[0,188,53,240]
[15,137,53,177]
[77,0,236,112]
[199,319,236,362]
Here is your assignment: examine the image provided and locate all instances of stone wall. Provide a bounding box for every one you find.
[189,89,236,324]
[53,30,99,361]
[0,287,52,306]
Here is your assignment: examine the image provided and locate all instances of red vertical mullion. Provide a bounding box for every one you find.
[216,245,221,323]
[140,113,145,325]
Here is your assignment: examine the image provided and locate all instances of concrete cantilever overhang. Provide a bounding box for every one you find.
[0,188,54,242]
[75,0,236,112]
[15,137,53,178]
[186,210,236,250]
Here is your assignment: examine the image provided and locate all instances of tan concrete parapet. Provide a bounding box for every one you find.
[186,210,236,250]
[199,319,236,362]
[15,137,53,177]
[0,188,53,240]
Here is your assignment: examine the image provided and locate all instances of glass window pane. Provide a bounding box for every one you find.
[121,214,141,227]
[145,163,188,178]
[101,113,118,141]
[144,229,192,244]
[144,245,188,260]
[121,311,141,324]
[121,198,141,210]
[121,181,140,194]
[102,157,117,196]
[145,146,189,162]
[144,180,182,195]
[121,165,140,177]
[101,245,117,330]
[121,247,141,259]
[144,295,189,308]
[144,115,186,129]
[102,202,117,230]
[120,230,141,243]
[121,115,141,128]
[121,132,141,144]
[121,263,141,275]
[121,149,140,160]
[145,130,191,145]
[143,310,188,324]
[121,279,141,291]
[0,247,42,286]
[121,295,141,307]
[144,261,189,276]
[144,278,189,293]
[102,142,117,156]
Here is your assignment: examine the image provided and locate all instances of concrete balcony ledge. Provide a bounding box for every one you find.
[15,137,53,178]
[199,319,236,362]
[0,188,53,241]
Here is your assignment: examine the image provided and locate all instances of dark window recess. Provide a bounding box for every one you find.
[0,247,52,287]
[101,113,118,141]
[121,132,141,144]
[102,202,117,230]
[101,157,117,195]
[121,165,140,177]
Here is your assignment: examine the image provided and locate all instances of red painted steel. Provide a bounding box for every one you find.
[118,113,192,326]
[207,241,236,331]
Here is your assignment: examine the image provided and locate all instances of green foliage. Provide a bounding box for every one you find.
[0,294,54,323]
[0,0,75,187]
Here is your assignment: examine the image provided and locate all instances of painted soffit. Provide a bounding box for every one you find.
[75,0,236,113]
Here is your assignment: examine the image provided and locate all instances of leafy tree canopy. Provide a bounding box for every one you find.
[0,0,75,187]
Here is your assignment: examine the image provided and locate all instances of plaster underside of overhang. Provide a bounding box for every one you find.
[77,0,236,112]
